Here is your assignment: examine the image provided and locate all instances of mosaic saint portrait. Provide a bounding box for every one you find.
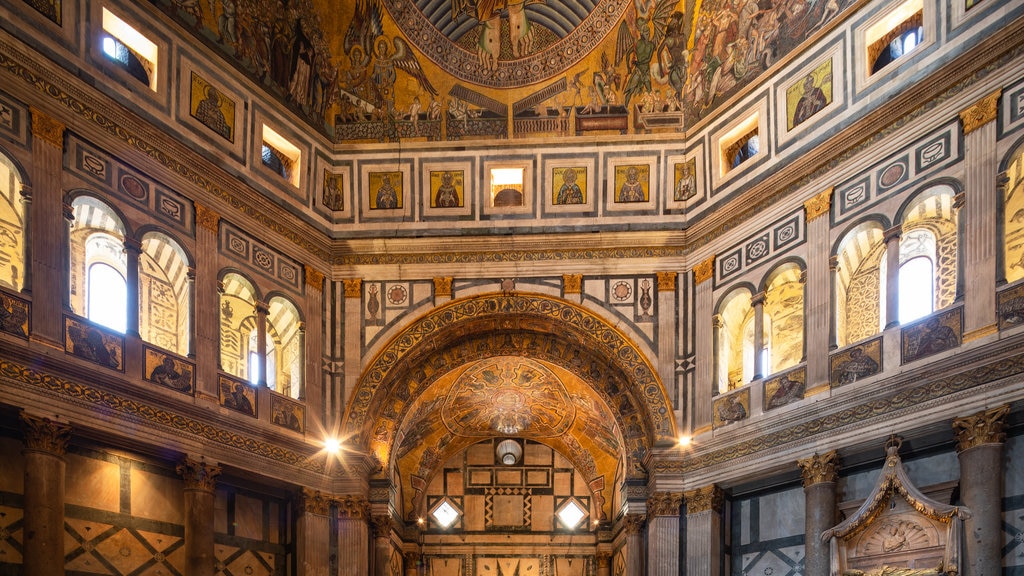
[189,72,235,142]
[144,348,195,394]
[830,338,882,386]
[673,159,697,202]
[552,167,586,205]
[614,165,649,203]
[764,368,805,411]
[901,309,962,364]
[998,283,1024,330]
[430,170,464,208]
[713,389,749,428]
[323,170,344,211]
[271,396,305,433]
[64,316,123,370]
[24,0,61,25]
[218,375,256,417]
[0,104,13,131]
[787,59,833,130]
[369,171,403,210]
[0,291,29,338]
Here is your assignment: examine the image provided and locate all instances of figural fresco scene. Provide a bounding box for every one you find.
[152,0,853,141]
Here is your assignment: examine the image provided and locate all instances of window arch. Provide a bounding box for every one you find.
[1004,142,1024,284]
[69,196,127,331]
[716,288,753,393]
[763,263,804,375]
[140,231,191,356]
[267,295,303,399]
[219,272,258,382]
[0,151,25,292]
[835,220,886,347]
[894,184,958,321]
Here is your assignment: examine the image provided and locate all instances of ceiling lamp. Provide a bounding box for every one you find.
[496,439,522,465]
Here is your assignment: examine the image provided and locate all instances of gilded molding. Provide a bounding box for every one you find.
[692,256,715,285]
[804,187,833,222]
[20,412,71,456]
[194,203,220,234]
[433,277,453,298]
[646,491,683,517]
[952,404,1009,452]
[622,513,646,533]
[656,271,676,292]
[343,278,363,298]
[798,450,839,487]
[300,488,333,516]
[562,274,582,294]
[684,485,724,514]
[959,89,1001,135]
[30,107,64,148]
[305,266,325,291]
[176,457,221,492]
[336,245,686,266]
[336,495,371,519]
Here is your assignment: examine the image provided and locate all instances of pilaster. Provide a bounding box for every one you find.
[656,271,678,415]
[692,255,715,433]
[28,108,66,347]
[623,513,646,576]
[343,279,363,418]
[296,489,332,576]
[337,495,371,576]
[804,188,833,389]
[684,485,724,576]
[194,203,221,400]
[304,266,325,415]
[647,492,683,576]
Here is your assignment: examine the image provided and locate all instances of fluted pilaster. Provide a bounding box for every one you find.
[804,188,833,388]
[647,492,683,576]
[685,485,724,576]
[693,256,716,433]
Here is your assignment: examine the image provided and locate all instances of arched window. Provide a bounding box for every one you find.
[140,231,191,355]
[763,263,804,374]
[1004,143,1024,284]
[716,288,753,393]
[69,197,127,328]
[0,152,25,291]
[835,222,885,347]
[267,296,303,399]
[219,272,258,382]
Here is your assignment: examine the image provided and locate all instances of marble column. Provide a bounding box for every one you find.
[692,256,716,433]
[404,551,420,576]
[124,237,142,337]
[337,496,371,576]
[304,266,326,414]
[647,492,683,576]
[194,204,221,400]
[27,108,66,346]
[804,189,833,387]
[20,412,72,576]
[751,291,766,379]
[19,185,32,292]
[255,302,269,386]
[623,514,646,576]
[953,404,1009,576]
[656,272,678,412]
[711,315,723,392]
[372,514,393,576]
[883,226,901,329]
[343,279,363,422]
[296,489,332,576]
[797,450,838,576]
[958,91,1001,341]
[176,457,221,576]
[562,274,582,304]
[595,551,612,576]
[828,256,839,349]
[684,485,724,576]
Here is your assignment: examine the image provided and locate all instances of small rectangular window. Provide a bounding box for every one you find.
[261,125,302,188]
[490,167,524,207]
[864,0,924,76]
[101,7,158,91]
[719,113,761,176]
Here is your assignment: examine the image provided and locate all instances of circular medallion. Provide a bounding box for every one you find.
[381,0,632,88]
[879,162,907,188]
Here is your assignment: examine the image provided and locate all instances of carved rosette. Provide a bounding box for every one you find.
[647,491,683,517]
[343,278,363,298]
[371,514,393,538]
[562,274,583,294]
[299,488,332,516]
[336,495,371,519]
[434,277,453,298]
[622,513,646,534]
[693,256,715,285]
[684,485,724,514]
[20,413,71,456]
[959,89,1001,135]
[176,457,221,492]
[803,187,833,222]
[30,107,65,148]
[194,203,220,234]
[305,266,325,291]
[656,271,676,292]
[797,450,839,487]
[953,404,1010,452]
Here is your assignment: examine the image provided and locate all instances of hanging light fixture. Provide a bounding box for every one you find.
[496,438,522,465]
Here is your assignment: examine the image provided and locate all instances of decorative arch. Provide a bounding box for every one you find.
[1000,138,1024,285]
[0,149,28,292]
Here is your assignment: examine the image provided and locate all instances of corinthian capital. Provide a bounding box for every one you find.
[953,404,1010,452]
[646,492,683,517]
[176,457,221,492]
[684,485,724,514]
[20,412,71,456]
[798,450,839,487]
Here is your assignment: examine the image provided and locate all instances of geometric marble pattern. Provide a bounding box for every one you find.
[740,545,804,576]
[1006,498,1024,570]
[0,505,23,566]
[214,544,276,576]
[64,517,185,575]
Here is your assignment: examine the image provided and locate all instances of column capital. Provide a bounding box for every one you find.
[798,450,839,487]
[829,255,839,271]
[750,291,766,307]
[646,491,683,516]
[684,485,724,514]
[255,302,270,315]
[336,495,371,519]
[194,203,221,234]
[176,457,221,492]
[123,237,143,254]
[804,187,833,222]
[693,255,715,285]
[953,404,1010,452]
[30,107,65,149]
[595,551,612,567]
[404,551,420,564]
[562,273,582,295]
[305,265,325,291]
[371,514,393,538]
[20,412,71,456]
[19,184,32,202]
[63,199,75,221]
[434,276,453,298]
[622,513,646,534]
[656,271,676,292]
[343,278,363,298]
[959,89,1001,135]
[299,488,333,516]
[883,225,902,243]
[711,314,724,329]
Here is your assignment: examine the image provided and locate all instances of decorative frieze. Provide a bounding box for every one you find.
[959,89,1001,135]
[693,256,715,285]
[563,274,582,294]
[20,412,71,456]
[646,492,683,517]
[176,457,221,492]
[684,485,723,514]
[343,279,363,298]
[953,404,1010,451]
[798,450,839,487]
[804,187,833,222]
[30,107,64,148]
